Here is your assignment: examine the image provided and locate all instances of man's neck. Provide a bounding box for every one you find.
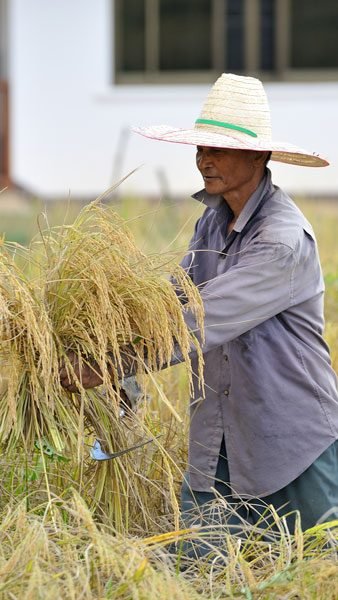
[223,169,265,220]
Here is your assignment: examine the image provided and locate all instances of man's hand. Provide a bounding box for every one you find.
[59,345,138,393]
[59,351,103,392]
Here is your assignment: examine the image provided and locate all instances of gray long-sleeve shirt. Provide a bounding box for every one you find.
[181,169,338,498]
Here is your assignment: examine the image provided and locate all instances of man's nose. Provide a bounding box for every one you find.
[197,149,213,168]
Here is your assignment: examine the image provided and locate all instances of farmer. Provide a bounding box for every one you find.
[61,74,338,542]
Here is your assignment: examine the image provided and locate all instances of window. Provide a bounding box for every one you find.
[114,0,338,83]
[118,0,145,72]
[226,0,245,71]
[159,0,212,71]
[260,0,275,71]
[291,0,338,69]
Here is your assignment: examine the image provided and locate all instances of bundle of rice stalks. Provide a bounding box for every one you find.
[0,200,204,460]
[42,202,204,388]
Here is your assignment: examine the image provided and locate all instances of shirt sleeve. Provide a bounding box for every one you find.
[183,239,296,353]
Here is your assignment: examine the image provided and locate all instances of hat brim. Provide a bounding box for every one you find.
[133,125,329,168]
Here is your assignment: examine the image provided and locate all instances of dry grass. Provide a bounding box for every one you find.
[0,490,337,599]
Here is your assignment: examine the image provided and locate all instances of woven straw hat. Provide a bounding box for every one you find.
[133,73,328,167]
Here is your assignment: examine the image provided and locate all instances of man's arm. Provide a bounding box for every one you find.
[183,239,296,353]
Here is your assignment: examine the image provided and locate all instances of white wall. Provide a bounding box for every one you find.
[8,0,338,199]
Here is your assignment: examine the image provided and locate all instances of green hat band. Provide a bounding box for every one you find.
[195,118,258,138]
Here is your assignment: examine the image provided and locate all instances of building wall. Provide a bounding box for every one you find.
[8,0,338,198]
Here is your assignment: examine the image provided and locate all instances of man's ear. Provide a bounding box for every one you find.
[253,151,270,166]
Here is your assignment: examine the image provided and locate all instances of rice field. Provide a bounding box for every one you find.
[0,189,337,598]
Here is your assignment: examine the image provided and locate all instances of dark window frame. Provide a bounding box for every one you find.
[114,0,338,84]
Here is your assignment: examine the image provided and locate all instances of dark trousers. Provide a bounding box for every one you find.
[179,437,338,557]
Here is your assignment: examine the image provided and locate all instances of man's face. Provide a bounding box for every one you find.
[196,146,259,197]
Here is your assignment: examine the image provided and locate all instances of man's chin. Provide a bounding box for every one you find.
[204,182,223,195]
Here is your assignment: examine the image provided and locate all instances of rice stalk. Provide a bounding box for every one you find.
[0,201,204,523]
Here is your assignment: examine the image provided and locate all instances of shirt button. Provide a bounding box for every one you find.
[223,389,229,396]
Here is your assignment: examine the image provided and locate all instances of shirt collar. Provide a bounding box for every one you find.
[192,168,272,233]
